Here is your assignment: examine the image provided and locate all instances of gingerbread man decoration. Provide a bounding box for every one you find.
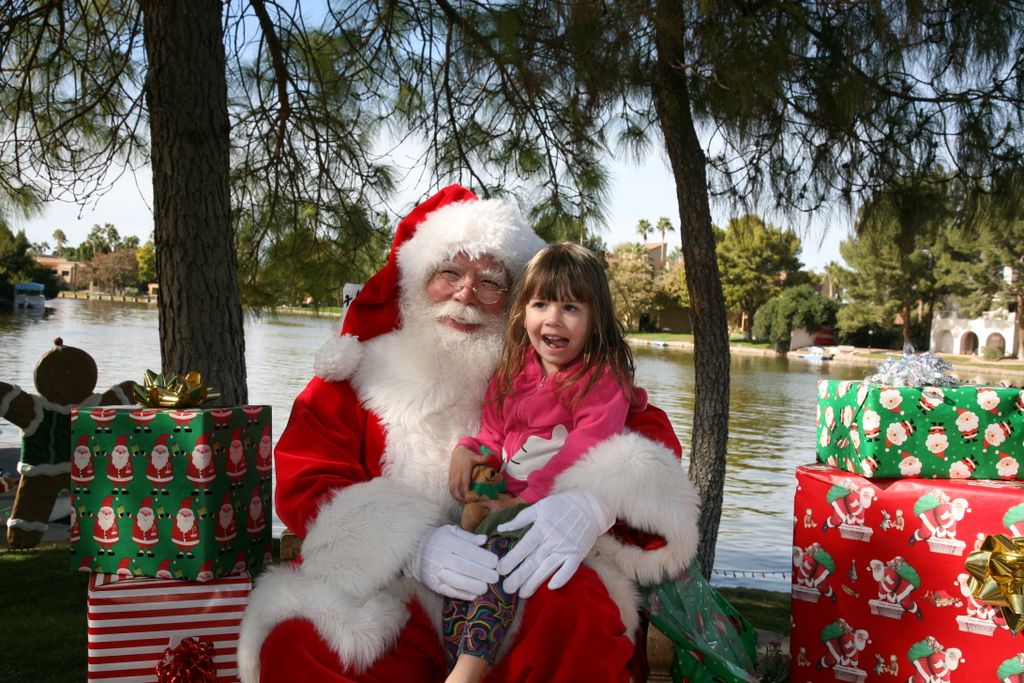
[0,338,134,548]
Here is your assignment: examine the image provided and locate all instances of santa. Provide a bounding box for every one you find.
[245,488,266,542]
[92,496,119,555]
[237,185,699,683]
[226,429,248,488]
[862,410,881,441]
[910,491,970,544]
[878,388,902,413]
[822,480,876,532]
[925,423,949,459]
[996,454,1020,480]
[106,434,134,494]
[954,408,979,442]
[155,559,173,579]
[171,498,200,558]
[908,637,961,683]
[998,653,1024,683]
[131,496,160,557]
[146,434,174,496]
[215,493,238,552]
[196,559,215,583]
[817,619,869,670]
[232,549,248,576]
[868,556,923,619]
[70,435,95,494]
[794,543,838,602]
[255,424,272,480]
[977,388,1001,414]
[116,557,134,579]
[984,420,1014,449]
[954,572,997,621]
[69,507,80,545]
[186,434,216,495]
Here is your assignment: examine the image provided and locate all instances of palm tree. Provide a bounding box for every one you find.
[52,229,67,257]
[635,218,652,244]
[655,216,675,265]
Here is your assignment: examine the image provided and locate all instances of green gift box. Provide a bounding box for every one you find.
[68,404,273,581]
[816,380,1024,480]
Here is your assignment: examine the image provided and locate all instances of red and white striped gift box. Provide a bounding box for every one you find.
[87,573,250,682]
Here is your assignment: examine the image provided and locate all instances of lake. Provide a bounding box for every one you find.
[2,299,1007,590]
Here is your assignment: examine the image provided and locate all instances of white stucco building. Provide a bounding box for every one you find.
[930,267,1019,356]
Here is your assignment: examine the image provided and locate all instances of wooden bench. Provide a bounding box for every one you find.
[278,530,675,679]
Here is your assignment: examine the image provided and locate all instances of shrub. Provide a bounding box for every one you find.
[982,345,1004,361]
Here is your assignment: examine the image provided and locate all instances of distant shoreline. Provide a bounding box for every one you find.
[627,336,1024,382]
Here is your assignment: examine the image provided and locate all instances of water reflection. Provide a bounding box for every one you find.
[2,301,1013,590]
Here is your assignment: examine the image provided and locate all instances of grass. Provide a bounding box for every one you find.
[3,540,790,681]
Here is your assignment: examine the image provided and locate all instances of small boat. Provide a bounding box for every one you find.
[798,345,835,362]
[13,282,45,309]
[649,340,669,348]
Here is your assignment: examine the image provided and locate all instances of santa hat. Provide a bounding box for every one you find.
[155,434,169,447]
[314,184,544,382]
[232,428,242,442]
[115,434,129,448]
[195,434,209,448]
[139,497,154,512]
[77,435,91,448]
[179,498,193,511]
[221,492,234,509]
[99,496,114,512]
[117,558,132,570]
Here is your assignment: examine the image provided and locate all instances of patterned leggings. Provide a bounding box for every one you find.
[441,535,518,670]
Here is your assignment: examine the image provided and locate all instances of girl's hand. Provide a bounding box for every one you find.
[449,446,491,502]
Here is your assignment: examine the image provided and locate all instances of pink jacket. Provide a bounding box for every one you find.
[459,352,644,503]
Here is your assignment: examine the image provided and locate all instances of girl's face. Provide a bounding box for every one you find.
[524,295,591,375]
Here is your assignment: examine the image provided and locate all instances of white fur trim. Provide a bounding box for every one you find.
[18,462,71,476]
[0,384,21,418]
[238,478,443,681]
[397,198,545,292]
[554,432,701,585]
[6,518,47,532]
[313,334,364,382]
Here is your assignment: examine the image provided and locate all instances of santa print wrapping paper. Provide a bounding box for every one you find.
[790,463,1024,683]
[815,380,1024,480]
[87,573,249,682]
[69,405,273,581]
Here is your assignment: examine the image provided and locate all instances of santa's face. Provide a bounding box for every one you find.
[220,504,234,525]
[230,441,244,462]
[74,446,91,467]
[151,445,169,467]
[137,508,155,530]
[97,507,115,531]
[424,253,509,331]
[111,445,130,468]
[177,508,195,532]
[259,437,271,455]
[192,445,212,469]
[250,496,262,518]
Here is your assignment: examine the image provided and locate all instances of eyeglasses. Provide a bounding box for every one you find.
[432,269,508,305]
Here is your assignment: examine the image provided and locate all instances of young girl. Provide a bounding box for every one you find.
[444,242,646,683]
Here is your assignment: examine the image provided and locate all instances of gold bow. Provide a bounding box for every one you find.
[964,534,1024,633]
[131,370,221,408]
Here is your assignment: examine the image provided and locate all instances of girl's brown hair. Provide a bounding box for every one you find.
[495,243,639,406]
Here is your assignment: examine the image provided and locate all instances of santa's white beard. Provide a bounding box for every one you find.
[98,511,115,530]
[137,513,154,531]
[399,290,505,388]
[177,513,194,533]
[111,448,129,468]
[151,451,169,468]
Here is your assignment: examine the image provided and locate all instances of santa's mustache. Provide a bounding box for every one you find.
[430,300,490,325]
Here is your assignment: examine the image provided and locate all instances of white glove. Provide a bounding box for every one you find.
[404,524,500,600]
[497,489,615,598]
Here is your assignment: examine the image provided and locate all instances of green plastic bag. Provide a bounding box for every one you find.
[643,561,759,683]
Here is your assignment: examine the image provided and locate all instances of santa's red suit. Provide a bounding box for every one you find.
[879,565,920,615]
[172,506,200,552]
[237,186,700,683]
[820,632,860,669]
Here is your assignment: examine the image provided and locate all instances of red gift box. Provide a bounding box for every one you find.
[87,573,250,682]
[790,463,1024,682]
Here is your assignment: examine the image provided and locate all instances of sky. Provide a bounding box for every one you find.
[13,153,851,271]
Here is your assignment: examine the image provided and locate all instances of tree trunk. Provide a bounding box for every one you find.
[653,0,731,578]
[141,0,247,405]
[902,299,912,348]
